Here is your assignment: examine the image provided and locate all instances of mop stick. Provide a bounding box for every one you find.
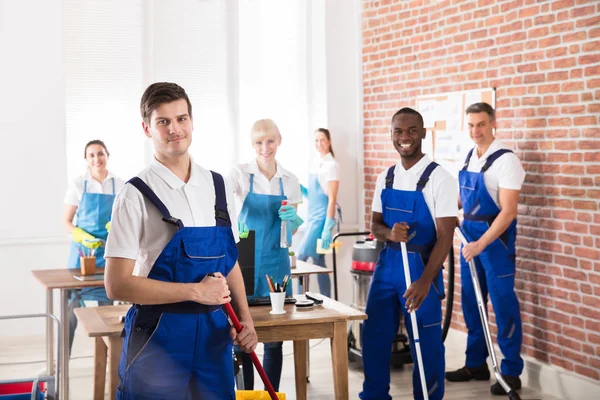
[400,241,429,400]
[455,227,522,400]
[223,302,279,400]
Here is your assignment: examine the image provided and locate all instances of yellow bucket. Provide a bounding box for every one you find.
[235,390,286,400]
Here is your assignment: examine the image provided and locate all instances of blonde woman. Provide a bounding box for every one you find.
[228,119,303,391]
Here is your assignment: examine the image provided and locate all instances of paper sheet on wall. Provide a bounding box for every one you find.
[446,94,463,131]
[418,100,439,129]
[434,130,454,160]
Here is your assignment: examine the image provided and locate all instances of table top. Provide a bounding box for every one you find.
[74,295,366,337]
[32,268,106,289]
[32,260,330,290]
[291,260,333,276]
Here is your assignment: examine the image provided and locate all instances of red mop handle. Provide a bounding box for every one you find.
[223,303,279,400]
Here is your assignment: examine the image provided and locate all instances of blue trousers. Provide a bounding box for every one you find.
[296,254,331,298]
[360,274,445,400]
[234,342,283,391]
[461,254,523,376]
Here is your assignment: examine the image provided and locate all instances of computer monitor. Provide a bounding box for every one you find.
[236,230,255,296]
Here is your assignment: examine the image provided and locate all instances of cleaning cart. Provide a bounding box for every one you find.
[331,232,455,368]
[0,313,60,400]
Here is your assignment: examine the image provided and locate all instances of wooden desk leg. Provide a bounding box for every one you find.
[331,321,349,400]
[93,337,107,400]
[293,340,308,400]
[107,336,122,400]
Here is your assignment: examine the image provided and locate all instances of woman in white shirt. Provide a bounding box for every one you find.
[228,119,302,392]
[63,140,124,353]
[296,128,340,298]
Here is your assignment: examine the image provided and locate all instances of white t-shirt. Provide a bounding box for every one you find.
[63,170,125,205]
[105,158,239,278]
[227,160,302,212]
[372,155,458,226]
[309,152,340,194]
[464,140,525,207]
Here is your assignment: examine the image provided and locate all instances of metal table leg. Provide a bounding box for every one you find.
[60,289,70,400]
[302,275,310,382]
[46,289,54,376]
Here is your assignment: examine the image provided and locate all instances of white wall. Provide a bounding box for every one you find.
[0,0,70,334]
[0,0,364,335]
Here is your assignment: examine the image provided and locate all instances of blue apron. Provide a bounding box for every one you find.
[117,172,238,400]
[238,174,292,297]
[67,178,115,269]
[296,166,334,296]
[296,171,328,261]
[360,162,445,400]
[459,148,523,377]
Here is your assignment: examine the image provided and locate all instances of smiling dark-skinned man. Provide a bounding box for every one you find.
[359,107,458,400]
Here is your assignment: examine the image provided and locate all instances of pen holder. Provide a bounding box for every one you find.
[80,256,96,275]
[269,292,286,315]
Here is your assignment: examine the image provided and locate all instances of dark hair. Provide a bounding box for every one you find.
[84,140,109,158]
[391,107,424,127]
[465,102,495,121]
[140,82,192,125]
[315,128,335,157]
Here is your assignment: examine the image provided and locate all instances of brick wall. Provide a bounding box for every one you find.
[361,0,600,380]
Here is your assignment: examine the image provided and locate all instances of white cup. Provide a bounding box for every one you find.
[269,292,286,315]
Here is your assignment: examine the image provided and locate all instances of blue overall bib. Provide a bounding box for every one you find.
[296,168,331,297]
[67,178,115,269]
[117,172,238,400]
[360,162,445,400]
[67,179,114,352]
[459,148,523,377]
[234,174,290,391]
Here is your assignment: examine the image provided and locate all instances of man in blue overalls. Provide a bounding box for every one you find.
[445,102,525,395]
[104,82,258,399]
[360,108,458,400]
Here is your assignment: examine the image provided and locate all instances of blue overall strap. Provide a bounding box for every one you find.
[83,180,88,193]
[127,177,184,229]
[384,166,395,189]
[249,174,255,193]
[279,177,285,196]
[482,149,513,172]
[111,178,115,194]
[210,171,231,227]
[416,162,439,192]
[462,148,475,171]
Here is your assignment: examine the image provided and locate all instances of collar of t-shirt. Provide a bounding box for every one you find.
[244,159,290,179]
[85,169,116,186]
[472,139,502,165]
[394,154,433,180]
[149,157,206,189]
[320,152,334,163]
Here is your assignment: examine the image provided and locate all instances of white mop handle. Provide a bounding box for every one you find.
[400,241,429,400]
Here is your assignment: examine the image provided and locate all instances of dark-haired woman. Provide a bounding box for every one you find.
[63,140,124,352]
[296,128,340,297]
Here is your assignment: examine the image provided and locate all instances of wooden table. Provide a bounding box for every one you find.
[74,297,366,400]
[32,268,106,400]
[31,262,332,400]
[291,259,334,380]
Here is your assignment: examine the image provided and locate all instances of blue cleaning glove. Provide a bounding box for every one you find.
[320,217,337,249]
[300,184,309,198]
[278,205,298,221]
[278,205,304,231]
[238,221,249,239]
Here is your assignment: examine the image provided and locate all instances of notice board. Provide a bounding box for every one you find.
[416,89,496,177]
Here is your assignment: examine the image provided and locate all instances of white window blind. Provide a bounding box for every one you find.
[64,0,145,183]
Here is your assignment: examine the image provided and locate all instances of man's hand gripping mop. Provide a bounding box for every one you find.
[208,273,279,400]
